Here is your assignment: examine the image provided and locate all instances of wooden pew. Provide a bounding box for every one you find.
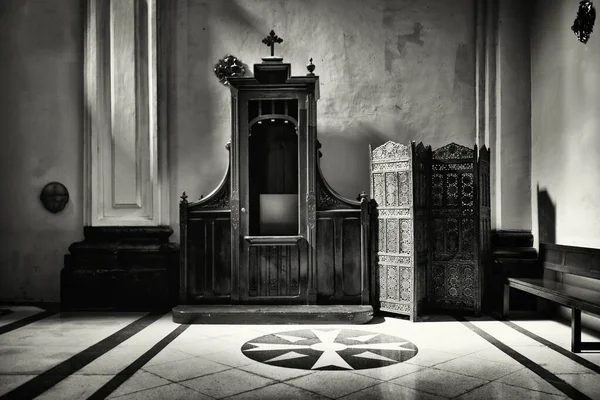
[503,243,600,353]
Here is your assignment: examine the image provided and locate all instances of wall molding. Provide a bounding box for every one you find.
[84,0,168,226]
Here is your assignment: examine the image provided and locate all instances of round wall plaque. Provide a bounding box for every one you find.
[40,182,69,213]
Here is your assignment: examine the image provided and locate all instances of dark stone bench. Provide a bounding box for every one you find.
[503,243,600,353]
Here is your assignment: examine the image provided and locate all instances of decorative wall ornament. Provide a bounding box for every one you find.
[572,0,596,44]
[40,182,69,213]
[213,55,245,85]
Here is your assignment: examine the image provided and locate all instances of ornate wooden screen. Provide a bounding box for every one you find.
[429,143,482,313]
[412,142,431,317]
[370,141,427,320]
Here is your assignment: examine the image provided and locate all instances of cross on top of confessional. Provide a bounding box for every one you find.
[262,30,283,57]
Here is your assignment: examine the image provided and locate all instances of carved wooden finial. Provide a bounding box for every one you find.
[262,30,283,57]
[180,191,188,203]
[307,58,316,76]
[357,191,369,202]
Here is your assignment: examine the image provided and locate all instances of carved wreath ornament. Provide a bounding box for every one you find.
[572,0,596,43]
[214,55,245,85]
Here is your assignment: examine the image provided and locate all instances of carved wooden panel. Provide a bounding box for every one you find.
[315,212,363,303]
[248,245,301,297]
[370,141,419,319]
[429,143,481,313]
[186,215,232,302]
[412,142,431,313]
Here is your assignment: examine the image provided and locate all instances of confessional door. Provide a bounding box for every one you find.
[236,94,309,304]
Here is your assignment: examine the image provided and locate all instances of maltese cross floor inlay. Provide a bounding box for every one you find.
[241,329,418,370]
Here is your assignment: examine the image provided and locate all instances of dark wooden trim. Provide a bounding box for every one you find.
[544,262,600,280]
[505,279,600,315]
[179,196,188,303]
[249,114,298,127]
[244,235,304,246]
[541,242,600,257]
[187,167,230,210]
[572,307,582,352]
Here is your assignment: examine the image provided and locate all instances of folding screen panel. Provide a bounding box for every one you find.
[371,141,490,317]
[370,141,429,321]
[429,143,481,314]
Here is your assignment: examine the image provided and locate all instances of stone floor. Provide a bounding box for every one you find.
[1,306,599,399]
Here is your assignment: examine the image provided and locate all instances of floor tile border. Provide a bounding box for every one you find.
[0,311,56,336]
[454,315,592,400]
[88,324,190,400]
[0,312,165,400]
[499,317,600,375]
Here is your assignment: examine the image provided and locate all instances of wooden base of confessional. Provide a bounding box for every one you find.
[173,305,373,324]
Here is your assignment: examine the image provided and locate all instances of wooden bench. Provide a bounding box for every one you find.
[503,243,600,353]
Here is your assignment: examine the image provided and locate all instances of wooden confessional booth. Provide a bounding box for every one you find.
[173,49,373,323]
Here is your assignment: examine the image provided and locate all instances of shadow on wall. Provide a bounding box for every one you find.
[317,123,419,199]
[537,184,556,244]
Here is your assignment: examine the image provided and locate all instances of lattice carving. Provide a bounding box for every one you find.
[432,163,472,171]
[306,191,316,228]
[378,209,410,217]
[230,190,239,230]
[387,265,399,300]
[400,220,412,255]
[386,219,399,254]
[399,266,412,302]
[372,141,410,161]
[398,171,411,206]
[380,301,411,314]
[429,144,482,313]
[446,218,459,252]
[432,173,443,206]
[379,265,387,299]
[379,255,412,265]
[202,180,230,209]
[373,173,385,206]
[385,172,398,206]
[461,173,474,207]
[447,173,459,206]
[378,221,385,253]
[372,161,411,172]
[317,181,353,210]
[432,142,474,160]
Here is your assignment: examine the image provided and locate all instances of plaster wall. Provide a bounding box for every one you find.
[0,0,84,302]
[531,0,600,332]
[168,0,478,240]
[531,0,600,250]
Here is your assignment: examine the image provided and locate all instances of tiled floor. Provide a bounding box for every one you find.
[1,307,599,399]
